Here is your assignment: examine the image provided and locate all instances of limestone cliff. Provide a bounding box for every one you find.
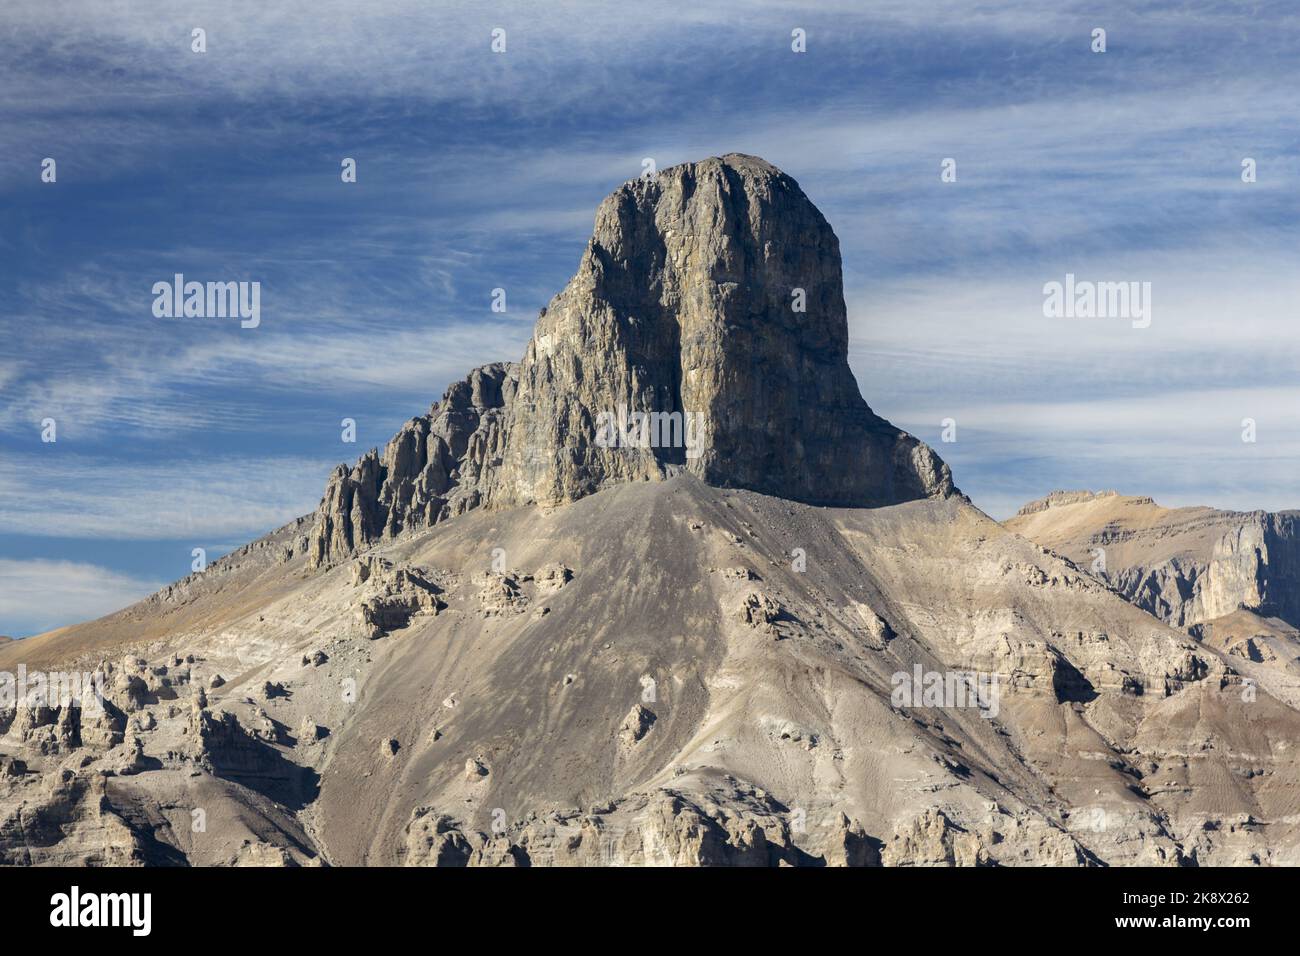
[307,154,953,568]
[1005,490,1300,629]
[308,364,516,568]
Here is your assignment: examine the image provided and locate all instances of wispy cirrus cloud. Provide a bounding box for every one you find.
[2,318,532,439]
[855,249,1300,518]
[0,454,331,540]
[0,559,164,638]
[3,0,1299,634]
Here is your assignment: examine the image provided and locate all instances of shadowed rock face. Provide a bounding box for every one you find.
[308,154,953,567]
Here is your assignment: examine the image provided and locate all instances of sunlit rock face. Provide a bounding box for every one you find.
[307,154,953,568]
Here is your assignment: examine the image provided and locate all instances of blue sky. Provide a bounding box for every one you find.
[2,0,1299,636]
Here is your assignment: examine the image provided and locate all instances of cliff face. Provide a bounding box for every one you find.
[307,364,516,568]
[307,155,953,568]
[1152,512,1300,626]
[1005,491,1300,630]
[496,153,952,508]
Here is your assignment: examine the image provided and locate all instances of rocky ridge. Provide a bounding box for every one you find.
[306,154,953,568]
[1006,490,1300,629]
[308,364,516,569]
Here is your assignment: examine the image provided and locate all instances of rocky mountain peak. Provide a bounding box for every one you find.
[307,154,954,568]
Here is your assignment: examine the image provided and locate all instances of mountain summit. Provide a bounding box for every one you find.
[308,155,954,568]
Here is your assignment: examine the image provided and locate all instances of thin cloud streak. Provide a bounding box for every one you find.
[0,559,164,638]
[0,455,332,540]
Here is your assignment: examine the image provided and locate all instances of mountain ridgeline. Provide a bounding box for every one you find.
[1006,491,1300,629]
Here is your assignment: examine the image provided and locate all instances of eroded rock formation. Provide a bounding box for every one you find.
[1006,490,1300,629]
[306,155,953,568]
[308,364,516,568]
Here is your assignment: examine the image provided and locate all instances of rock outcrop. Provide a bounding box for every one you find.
[308,364,516,568]
[350,558,446,638]
[495,154,953,510]
[403,779,823,867]
[307,154,954,567]
[882,808,990,867]
[1005,491,1300,629]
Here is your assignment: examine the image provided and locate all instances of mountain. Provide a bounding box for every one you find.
[1005,491,1300,630]
[1005,489,1300,704]
[3,157,1299,867]
[306,155,952,569]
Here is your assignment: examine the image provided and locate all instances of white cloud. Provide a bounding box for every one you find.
[0,559,163,638]
[0,1,786,131]
[839,247,1300,519]
[0,454,333,539]
[848,248,1300,411]
[0,311,533,438]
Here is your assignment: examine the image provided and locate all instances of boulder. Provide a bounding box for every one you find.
[618,704,656,747]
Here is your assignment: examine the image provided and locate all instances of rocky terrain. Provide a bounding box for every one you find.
[1006,490,1300,631]
[4,156,1300,867]
[1005,489,1300,716]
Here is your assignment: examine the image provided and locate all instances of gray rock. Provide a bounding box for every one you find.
[498,153,953,511]
[305,154,954,569]
[618,704,656,746]
[308,364,516,568]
